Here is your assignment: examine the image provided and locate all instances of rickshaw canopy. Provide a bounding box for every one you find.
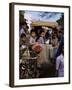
[31,21,58,28]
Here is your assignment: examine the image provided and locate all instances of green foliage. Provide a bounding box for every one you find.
[56,14,64,26]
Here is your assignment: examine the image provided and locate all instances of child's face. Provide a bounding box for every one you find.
[22,37,26,42]
[31,32,36,37]
[41,32,45,37]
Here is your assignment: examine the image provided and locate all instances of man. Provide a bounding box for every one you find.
[56,45,64,77]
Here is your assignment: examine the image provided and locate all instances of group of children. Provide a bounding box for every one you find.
[19,22,64,78]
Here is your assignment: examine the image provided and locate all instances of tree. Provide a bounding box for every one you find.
[19,11,24,26]
[56,13,64,27]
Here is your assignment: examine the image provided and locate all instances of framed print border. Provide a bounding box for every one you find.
[9,2,70,87]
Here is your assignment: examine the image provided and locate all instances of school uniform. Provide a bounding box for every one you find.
[29,36,36,45]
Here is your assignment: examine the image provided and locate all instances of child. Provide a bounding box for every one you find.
[36,30,45,45]
[19,33,27,59]
[29,30,37,57]
[36,30,49,67]
[51,34,59,58]
[51,34,58,47]
[20,33,27,47]
[29,30,36,45]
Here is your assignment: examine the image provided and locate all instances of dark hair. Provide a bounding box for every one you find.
[20,33,26,38]
[39,30,45,35]
[36,30,45,42]
[59,30,62,34]
[52,34,57,39]
[20,21,27,26]
[30,29,36,35]
[59,44,64,54]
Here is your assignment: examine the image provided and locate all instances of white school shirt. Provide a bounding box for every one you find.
[29,37,36,45]
[56,54,64,77]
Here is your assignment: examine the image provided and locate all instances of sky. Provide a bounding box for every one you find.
[24,10,63,22]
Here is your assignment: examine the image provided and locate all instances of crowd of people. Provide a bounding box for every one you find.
[19,20,64,79]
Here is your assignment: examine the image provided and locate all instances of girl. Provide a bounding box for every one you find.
[36,30,49,66]
[29,30,36,45]
[36,30,45,45]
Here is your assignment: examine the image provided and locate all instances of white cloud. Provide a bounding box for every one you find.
[24,11,62,22]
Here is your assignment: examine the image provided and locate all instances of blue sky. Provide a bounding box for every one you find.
[24,10,63,22]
